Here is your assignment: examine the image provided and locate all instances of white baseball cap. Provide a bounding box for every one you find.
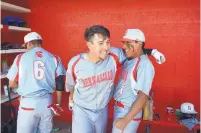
[22,32,42,47]
[121,29,145,42]
[181,102,197,114]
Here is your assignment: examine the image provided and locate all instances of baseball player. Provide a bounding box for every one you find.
[112,29,155,133]
[66,25,164,133]
[7,32,65,133]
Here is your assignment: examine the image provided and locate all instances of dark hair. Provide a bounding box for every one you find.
[29,39,42,45]
[142,42,145,50]
[84,25,110,42]
[134,40,145,50]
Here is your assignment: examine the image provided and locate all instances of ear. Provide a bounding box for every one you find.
[86,41,93,50]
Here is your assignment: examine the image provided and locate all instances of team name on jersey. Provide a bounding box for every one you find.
[82,70,113,88]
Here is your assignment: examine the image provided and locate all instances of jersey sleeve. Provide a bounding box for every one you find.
[134,60,155,96]
[110,47,126,64]
[6,55,20,81]
[65,57,77,92]
[55,56,66,76]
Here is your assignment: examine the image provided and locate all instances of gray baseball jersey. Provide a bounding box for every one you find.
[66,47,126,111]
[114,55,155,107]
[7,47,65,133]
[7,47,66,97]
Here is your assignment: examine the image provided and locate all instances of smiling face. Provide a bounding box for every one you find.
[87,33,110,60]
[122,40,143,59]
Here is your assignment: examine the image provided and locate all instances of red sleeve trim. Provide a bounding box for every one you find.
[14,54,23,82]
[133,57,141,81]
[108,52,121,67]
[72,57,81,82]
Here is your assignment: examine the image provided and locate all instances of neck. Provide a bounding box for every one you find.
[28,45,41,50]
[86,52,101,63]
[133,49,144,59]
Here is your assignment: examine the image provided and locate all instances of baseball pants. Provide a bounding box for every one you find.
[72,104,108,133]
[17,94,53,133]
[112,103,142,133]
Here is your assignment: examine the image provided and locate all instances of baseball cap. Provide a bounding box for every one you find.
[2,16,16,26]
[121,29,145,42]
[180,102,197,114]
[22,32,42,47]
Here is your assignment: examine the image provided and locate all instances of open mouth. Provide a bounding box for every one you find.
[101,51,109,56]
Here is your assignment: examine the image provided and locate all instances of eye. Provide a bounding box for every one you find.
[99,43,104,45]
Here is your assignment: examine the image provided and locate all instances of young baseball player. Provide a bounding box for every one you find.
[66,25,164,133]
[7,32,65,133]
[112,29,155,133]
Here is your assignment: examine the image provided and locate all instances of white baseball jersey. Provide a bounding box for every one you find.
[66,47,126,111]
[114,55,155,107]
[7,47,66,97]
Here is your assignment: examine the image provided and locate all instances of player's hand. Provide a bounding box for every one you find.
[115,118,129,131]
[48,104,63,116]
[151,49,166,64]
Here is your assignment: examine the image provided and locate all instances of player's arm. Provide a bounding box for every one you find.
[9,80,18,89]
[125,61,154,122]
[7,55,20,89]
[55,75,65,105]
[124,91,148,123]
[66,57,76,93]
[115,61,155,130]
[48,57,65,116]
[143,48,165,64]
[66,57,78,110]
[69,88,74,101]
[110,47,127,64]
[110,47,166,64]
[55,57,66,105]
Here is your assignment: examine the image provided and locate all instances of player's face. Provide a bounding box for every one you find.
[122,40,142,58]
[87,34,110,60]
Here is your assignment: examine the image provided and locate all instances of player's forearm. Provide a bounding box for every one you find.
[124,91,148,122]
[143,48,153,55]
[69,88,74,100]
[56,91,63,105]
[9,80,18,89]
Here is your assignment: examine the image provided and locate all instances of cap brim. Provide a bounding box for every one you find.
[120,38,134,42]
[181,110,197,114]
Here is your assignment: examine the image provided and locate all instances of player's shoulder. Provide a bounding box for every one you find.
[110,47,123,54]
[68,54,82,65]
[139,55,154,69]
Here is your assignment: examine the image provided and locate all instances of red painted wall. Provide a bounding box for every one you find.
[27,0,200,121]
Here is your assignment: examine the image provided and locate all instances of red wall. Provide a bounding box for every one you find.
[27,0,200,120]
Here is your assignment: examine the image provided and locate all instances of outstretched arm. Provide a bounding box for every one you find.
[144,48,166,64]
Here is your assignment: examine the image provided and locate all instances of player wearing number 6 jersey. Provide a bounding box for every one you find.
[7,32,66,133]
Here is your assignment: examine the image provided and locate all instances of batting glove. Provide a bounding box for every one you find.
[151,49,166,64]
[48,104,63,116]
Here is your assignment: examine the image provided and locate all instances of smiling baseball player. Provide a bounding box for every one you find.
[66,25,165,133]
[7,32,65,133]
[112,29,155,133]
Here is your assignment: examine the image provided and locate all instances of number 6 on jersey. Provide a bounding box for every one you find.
[34,60,45,80]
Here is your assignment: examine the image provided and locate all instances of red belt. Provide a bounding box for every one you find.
[21,107,35,111]
[115,100,125,108]
[115,101,142,121]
